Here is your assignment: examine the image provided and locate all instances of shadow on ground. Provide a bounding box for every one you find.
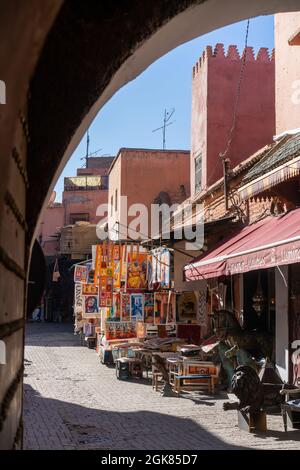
[23,383,246,450]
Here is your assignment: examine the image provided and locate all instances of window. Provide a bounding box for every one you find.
[115,189,118,211]
[195,153,202,193]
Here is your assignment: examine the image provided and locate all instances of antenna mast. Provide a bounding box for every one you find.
[152,108,175,150]
[85,129,90,168]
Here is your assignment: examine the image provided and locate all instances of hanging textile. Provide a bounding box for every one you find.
[52,258,60,282]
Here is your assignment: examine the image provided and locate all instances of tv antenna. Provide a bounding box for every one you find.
[80,128,103,168]
[152,108,175,150]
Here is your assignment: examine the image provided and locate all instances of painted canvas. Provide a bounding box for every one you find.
[111,292,121,321]
[82,284,98,296]
[74,265,88,284]
[127,252,147,289]
[144,293,154,324]
[177,292,197,322]
[167,291,176,324]
[154,292,168,325]
[130,294,144,321]
[121,293,131,321]
[83,294,99,318]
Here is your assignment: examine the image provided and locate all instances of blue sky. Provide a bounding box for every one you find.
[54,15,274,201]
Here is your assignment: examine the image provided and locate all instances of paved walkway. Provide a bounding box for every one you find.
[23,323,300,450]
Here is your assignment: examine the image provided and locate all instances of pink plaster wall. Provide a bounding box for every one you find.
[62,188,109,225]
[38,202,64,257]
[191,43,275,196]
[275,12,300,135]
[108,149,190,239]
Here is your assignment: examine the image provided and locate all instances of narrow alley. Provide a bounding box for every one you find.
[23,324,300,450]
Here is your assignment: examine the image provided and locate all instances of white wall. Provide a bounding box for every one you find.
[275,265,289,382]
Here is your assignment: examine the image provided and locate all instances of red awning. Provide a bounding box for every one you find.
[184,208,300,280]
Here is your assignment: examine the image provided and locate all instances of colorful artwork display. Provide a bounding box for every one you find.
[74,265,88,284]
[154,292,169,325]
[121,293,131,321]
[144,293,154,324]
[127,251,147,289]
[130,293,144,321]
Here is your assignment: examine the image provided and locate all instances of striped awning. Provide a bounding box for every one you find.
[238,155,300,200]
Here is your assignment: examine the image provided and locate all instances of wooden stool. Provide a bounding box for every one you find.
[152,372,163,391]
[237,410,267,432]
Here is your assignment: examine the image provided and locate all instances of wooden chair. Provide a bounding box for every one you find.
[280,387,300,431]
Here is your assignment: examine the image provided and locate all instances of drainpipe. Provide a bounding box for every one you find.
[222,157,230,211]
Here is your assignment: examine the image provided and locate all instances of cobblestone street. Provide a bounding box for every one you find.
[23,323,300,450]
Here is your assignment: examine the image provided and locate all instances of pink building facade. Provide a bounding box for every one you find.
[39,157,113,257]
[275,12,300,135]
[191,43,275,197]
[108,148,190,240]
[38,192,64,258]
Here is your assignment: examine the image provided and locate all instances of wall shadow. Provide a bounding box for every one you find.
[23,383,247,450]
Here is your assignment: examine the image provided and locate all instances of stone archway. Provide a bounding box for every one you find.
[1,0,300,449]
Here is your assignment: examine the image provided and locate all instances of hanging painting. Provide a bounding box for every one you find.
[83,294,100,318]
[130,293,144,321]
[121,293,131,321]
[82,284,98,296]
[177,292,197,323]
[160,248,170,288]
[127,250,147,289]
[111,292,121,321]
[167,291,176,324]
[74,265,88,284]
[144,293,155,324]
[74,283,83,314]
[154,292,168,325]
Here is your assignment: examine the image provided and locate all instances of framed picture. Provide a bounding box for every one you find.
[83,294,100,318]
[74,265,88,283]
[177,292,197,323]
[130,293,144,321]
[144,293,154,324]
